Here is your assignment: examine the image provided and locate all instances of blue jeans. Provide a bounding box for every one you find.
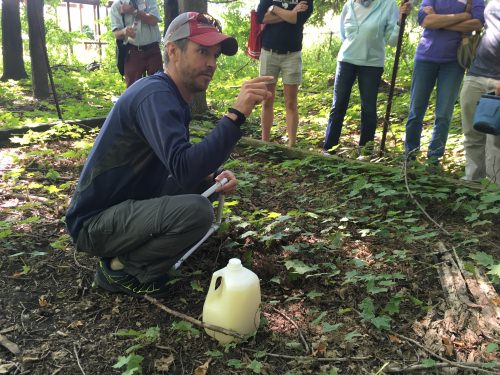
[324,61,383,150]
[405,60,465,159]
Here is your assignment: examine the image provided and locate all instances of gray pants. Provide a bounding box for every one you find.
[460,75,500,183]
[76,194,214,283]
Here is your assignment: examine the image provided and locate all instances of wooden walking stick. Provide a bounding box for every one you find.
[379,0,409,156]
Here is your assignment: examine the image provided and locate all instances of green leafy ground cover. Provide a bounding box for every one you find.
[0,120,499,374]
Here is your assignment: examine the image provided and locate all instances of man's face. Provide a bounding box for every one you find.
[175,40,221,93]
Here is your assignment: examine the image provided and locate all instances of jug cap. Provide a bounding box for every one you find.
[227,258,242,270]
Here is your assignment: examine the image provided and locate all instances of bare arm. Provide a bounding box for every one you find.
[421,6,471,29]
[444,19,483,32]
[262,1,309,25]
[262,12,284,24]
[496,83,500,96]
[271,6,298,24]
[134,9,159,25]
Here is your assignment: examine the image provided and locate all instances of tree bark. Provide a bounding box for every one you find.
[1,0,28,81]
[164,0,179,35]
[27,0,50,99]
[412,242,500,365]
[178,0,208,115]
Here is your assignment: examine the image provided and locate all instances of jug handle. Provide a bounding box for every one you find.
[208,269,224,296]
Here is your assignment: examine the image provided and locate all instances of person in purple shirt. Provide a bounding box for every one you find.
[404,0,485,164]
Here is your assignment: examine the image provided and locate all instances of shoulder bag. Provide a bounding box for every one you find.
[457,0,481,70]
[473,94,500,136]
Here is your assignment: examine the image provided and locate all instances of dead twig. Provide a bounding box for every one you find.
[4,192,50,203]
[144,295,245,340]
[386,361,500,373]
[73,250,94,272]
[242,348,369,362]
[390,332,500,374]
[0,334,21,355]
[73,343,86,375]
[403,157,451,236]
[271,307,310,354]
[0,325,19,335]
[50,367,64,375]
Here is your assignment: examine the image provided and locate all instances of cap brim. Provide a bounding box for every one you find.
[189,32,238,56]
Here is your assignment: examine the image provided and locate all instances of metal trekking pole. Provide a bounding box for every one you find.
[379,0,409,156]
[173,178,228,270]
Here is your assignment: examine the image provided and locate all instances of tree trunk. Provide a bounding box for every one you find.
[178,0,207,13]
[1,0,28,81]
[27,0,50,99]
[178,0,208,115]
[163,0,179,35]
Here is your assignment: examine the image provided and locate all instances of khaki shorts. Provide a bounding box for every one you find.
[259,49,302,85]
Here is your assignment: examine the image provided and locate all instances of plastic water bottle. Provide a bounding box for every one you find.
[202,258,261,344]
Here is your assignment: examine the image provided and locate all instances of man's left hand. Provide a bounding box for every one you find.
[120,3,135,14]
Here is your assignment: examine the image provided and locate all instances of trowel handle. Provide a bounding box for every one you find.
[202,177,228,198]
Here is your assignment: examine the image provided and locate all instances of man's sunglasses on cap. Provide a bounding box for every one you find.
[164,12,238,56]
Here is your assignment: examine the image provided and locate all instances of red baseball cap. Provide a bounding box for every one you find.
[164,12,238,56]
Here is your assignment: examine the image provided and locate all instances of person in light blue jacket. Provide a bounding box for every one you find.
[323,0,411,154]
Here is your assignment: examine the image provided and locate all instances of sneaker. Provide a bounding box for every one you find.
[93,259,170,297]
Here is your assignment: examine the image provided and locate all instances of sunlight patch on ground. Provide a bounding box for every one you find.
[0,149,14,171]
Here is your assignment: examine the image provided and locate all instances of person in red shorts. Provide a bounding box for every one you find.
[110,0,163,87]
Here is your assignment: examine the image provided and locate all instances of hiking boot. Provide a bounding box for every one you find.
[93,259,170,297]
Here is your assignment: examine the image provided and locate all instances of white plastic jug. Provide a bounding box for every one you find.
[202,258,261,344]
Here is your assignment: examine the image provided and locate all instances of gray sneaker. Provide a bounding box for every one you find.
[93,259,170,297]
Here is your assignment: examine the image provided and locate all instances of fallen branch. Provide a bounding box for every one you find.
[242,348,369,362]
[436,242,500,339]
[0,334,21,355]
[386,361,500,373]
[391,332,500,374]
[144,295,244,340]
[73,343,86,375]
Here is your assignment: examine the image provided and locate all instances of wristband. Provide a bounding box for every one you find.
[227,107,246,127]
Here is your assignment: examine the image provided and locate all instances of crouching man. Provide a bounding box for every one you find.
[66,12,272,297]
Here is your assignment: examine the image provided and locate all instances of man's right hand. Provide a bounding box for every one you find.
[120,3,135,14]
[293,1,309,14]
[231,76,274,117]
[123,26,136,39]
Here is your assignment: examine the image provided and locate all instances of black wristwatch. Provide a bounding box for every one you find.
[226,107,246,127]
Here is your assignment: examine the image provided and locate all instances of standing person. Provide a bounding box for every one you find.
[460,0,500,183]
[404,0,485,164]
[110,0,163,87]
[65,12,273,297]
[323,0,412,155]
[257,0,313,147]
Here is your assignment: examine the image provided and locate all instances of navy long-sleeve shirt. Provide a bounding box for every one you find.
[66,72,242,241]
[256,0,313,52]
